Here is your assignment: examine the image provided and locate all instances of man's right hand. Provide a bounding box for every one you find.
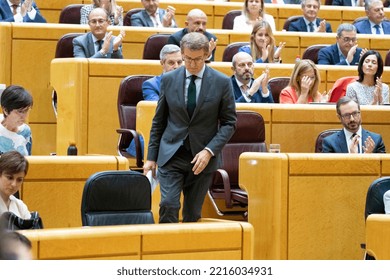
[346,44,358,64]
[143,160,157,177]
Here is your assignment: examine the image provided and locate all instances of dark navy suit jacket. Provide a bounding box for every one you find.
[354,19,390,34]
[288,17,332,33]
[318,43,362,66]
[322,129,386,153]
[332,0,353,5]
[0,0,46,22]
[231,76,274,103]
[142,74,162,101]
[264,0,301,3]
[167,29,217,61]
[130,9,177,27]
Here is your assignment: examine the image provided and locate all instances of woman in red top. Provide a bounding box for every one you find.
[280,59,325,104]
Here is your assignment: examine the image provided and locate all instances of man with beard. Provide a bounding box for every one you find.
[73,8,125,58]
[322,96,386,153]
[230,52,273,103]
[288,0,332,33]
[167,9,217,61]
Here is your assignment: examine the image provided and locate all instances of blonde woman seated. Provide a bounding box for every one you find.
[238,21,285,63]
[233,0,276,32]
[280,59,327,104]
[81,0,123,26]
[346,50,389,105]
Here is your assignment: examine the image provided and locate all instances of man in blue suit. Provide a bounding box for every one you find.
[0,0,46,22]
[143,32,236,223]
[288,0,332,33]
[142,44,183,101]
[73,8,124,58]
[322,96,386,153]
[131,0,177,28]
[231,52,273,103]
[354,0,390,34]
[332,0,364,6]
[318,23,364,66]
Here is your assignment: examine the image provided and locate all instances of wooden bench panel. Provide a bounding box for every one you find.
[22,156,129,228]
[366,214,390,260]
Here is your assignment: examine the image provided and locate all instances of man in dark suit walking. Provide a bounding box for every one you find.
[288,0,332,33]
[318,23,364,66]
[143,32,237,223]
[322,96,386,153]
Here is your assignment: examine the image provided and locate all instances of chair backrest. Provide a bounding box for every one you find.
[117,75,153,130]
[143,34,170,60]
[55,33,84,58]
[222,10,241,29]
[222,42,248,62]
[283,15,302,31]
[123,8,144,26]
[385,50,390,67]
[365,177,390,220]
[81,170,155,226]
[58,4,84,24]
[215,111,267,188]
[328,76,358,103]
[325,0,333,4]
[314,129,339,153]
[268,77,290,103]
[302,44,330,64]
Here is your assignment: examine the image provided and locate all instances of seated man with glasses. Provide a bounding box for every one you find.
[73,7,125,58]
[318,23,365,66]
[322,96,386,153]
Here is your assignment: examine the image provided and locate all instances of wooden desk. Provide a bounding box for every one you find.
[22,155,129,228]
[239,153,390,259]
[366,214,390,260]
[21,220,253,260]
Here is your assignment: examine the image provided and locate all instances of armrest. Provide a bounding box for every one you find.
[116,128,143,168]
[214,168,233,209]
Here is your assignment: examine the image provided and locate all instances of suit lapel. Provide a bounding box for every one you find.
[331,44,341,64]
[299,18,307,31]
[87,33,95,57]
[337,130,349,153]
[192,66,211,118]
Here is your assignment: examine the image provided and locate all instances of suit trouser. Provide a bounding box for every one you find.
[157,145,213,223]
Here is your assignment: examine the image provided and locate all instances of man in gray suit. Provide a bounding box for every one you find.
[73,8,125,58]
[143,32,237,223]
[131,0,176,28]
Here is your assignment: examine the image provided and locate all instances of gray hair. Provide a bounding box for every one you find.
[365,0,382,10]
[336,23,357,37]
[301,0,320,9]
[180,32,209,55]
[160,44,181,60]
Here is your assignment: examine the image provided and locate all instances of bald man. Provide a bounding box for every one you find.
[167,8,217,61]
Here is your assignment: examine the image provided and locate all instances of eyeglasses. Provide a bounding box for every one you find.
[183,56,204,65]
[88,19,107,25]
[339,36,357,43]
[236,62,254,68]
[340,111,360,120]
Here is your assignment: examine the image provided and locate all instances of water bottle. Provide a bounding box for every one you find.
[67,142,77,156]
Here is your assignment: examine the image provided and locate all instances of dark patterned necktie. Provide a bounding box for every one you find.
[187,75,197,117]
[308,22,314,32]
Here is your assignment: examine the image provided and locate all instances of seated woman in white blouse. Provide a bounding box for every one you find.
[0,151,31,219]
[233,0,276,32]
[346,50,389,105]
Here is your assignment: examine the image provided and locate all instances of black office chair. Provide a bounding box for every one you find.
[123,8,144,26]
[361,177,390,259]
[81,170,155,226]
[385,50,390,67]
[314,129,339,153]
[283,16,302,31]
[302,44,330,64]
[222,42,248,62]
[58,4,84,24]
[143,34,170,60]
[221,10,241,29]
[268,77,290,103]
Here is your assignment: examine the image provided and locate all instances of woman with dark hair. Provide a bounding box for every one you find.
[80,0,123,26]
[238,20,285,63]
[0,151,30,219]
[346,50,389,105]
[0,85,33,155]
[233,0,276,32]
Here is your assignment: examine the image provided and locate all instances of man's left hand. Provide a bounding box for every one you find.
[191,149,212,175]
